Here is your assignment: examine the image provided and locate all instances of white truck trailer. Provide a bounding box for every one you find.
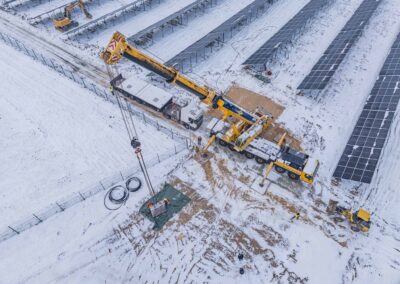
[111,74,204,130]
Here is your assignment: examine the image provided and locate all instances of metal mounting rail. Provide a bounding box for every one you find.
[65,0,163,37]
[28,1,73,24]
[28,0,104,25]
[127,0,219,47]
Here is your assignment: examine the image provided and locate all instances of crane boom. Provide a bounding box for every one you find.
[101,32,215,104]
[100,32,268,125]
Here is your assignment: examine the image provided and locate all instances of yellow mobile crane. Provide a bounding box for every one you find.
[101,32,270,149]
[53,0,92,31]
[100,32,319,184]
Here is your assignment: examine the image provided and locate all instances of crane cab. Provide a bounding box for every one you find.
[53,17,78,31]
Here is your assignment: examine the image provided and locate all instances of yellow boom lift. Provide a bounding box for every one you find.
[100,32,319,184]
[53,0,92,31]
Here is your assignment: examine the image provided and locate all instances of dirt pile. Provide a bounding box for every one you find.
[225,85,284,118]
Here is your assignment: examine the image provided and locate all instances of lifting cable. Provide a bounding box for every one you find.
[106,64,155,197]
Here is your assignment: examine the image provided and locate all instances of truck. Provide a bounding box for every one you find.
[111,74,203,130]
[207,118,319,184]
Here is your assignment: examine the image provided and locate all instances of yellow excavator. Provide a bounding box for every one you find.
[53,0,92,31]
[327,200,371,232]
[100,32,319,184]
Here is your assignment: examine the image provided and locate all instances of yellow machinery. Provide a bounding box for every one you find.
[327,200,371,232]
[208,118,319,184]
[101,32,271,144]
[53,0,92,31]
[101,32,319,184]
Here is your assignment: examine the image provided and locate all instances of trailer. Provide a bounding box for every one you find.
[111,74,204,130]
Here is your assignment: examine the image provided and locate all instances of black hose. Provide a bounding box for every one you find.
[104,185,129,210]
[126,176,142,192]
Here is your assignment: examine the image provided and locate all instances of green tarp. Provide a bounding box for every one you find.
[139,184,191,230]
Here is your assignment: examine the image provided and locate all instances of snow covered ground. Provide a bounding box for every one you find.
[0,41,179,227]
[0,0,400,282]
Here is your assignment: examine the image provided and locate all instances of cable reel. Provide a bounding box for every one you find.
[103,178,142,210]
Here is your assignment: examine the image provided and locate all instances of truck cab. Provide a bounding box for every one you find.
[111,74,204,130]
[275,146,319,184]
[163,99,203,130]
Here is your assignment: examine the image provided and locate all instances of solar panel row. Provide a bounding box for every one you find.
[127,0,218,47]
[165,0,275,72]
[242,0,333,70]
[298,0,382,90]
[333,33,400,184]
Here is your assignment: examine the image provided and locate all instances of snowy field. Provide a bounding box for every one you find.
[0,0,400,282]
[0,41,179,227]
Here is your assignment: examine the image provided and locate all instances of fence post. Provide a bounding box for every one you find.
[8,226,19,235]
[174,145,177,154]
[78,192,86,201]
[33,214,42,223]
[49,58,57,70]
[157,153,160,163]
[70,71,76,82]
[40,54,47,65]
[13,38,22,51]
[90,83,97,93]
[32,49,39,60]
[56,202,65,211]
[59,65,66,76]
[21,43,29,55]
[81,77,87,88]
[119,171,124,180]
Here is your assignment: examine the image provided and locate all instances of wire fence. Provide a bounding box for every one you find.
[0,31,191,146]
[0,143,189,243]
[0,31,195,243]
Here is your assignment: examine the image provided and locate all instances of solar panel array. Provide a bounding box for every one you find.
[242,0,333,70]
[165,0,275,72]
[298,0,382,91]
[333,33,400,184]
[127,0,219,47]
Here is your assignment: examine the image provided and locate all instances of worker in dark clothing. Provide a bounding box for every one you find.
[290,212,300,221]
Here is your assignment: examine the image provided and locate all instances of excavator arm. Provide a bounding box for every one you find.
[53,0,92,30]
